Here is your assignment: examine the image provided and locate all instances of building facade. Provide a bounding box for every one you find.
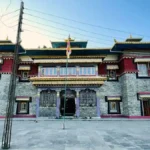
[0,37,150,118]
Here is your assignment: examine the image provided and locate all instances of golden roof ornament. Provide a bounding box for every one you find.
[6,36,8,40]
[65,35,74,42]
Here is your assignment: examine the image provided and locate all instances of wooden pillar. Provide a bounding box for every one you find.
[36,90,40,118]
[75,89,80,117]
[96,90,101,117]
[56,90,60,118]
[38,66,42,77]
[95,65,98,76]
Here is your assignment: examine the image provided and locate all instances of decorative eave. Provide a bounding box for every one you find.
[106,65,119,70]
[102,60,118,63]
[26,47,111,51]
[0,72,12,74]
[19,61,34,64]
[32,81,104,86]
[30,76,107,81]
[16,96,31,102]
[111,42,150,52]
[138,92,150,100]
[33,59,102,64]
[106,96,121,101]
[28,55,106,59]
[18,65,31,71]
[134,58,150,63]
[114,42,150,44]
[30,76,106,86]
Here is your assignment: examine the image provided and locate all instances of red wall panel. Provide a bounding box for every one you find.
[17,64,38,76]
[0,59,13,73]
[98,63,107,75]
[118,58,137,74]
[29,64,38,76]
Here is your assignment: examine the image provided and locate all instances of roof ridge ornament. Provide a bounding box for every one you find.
[65,35,74,42]
[6,36,8,40]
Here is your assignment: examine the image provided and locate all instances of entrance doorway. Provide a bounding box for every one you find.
[60,89,76,116]
[143,100,150,116]
[60,98,75,116]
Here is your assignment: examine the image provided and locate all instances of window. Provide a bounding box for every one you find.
[106,96,121,114]
[41,67,57,76]
[79,67,96,75]
[21,71,28,80]
[17,102,29,114]
[107,70,117,80]
[79,89,96,107]
[60,67,76,76]
[40,90,56,107]
[137,64,148,77]
[109,101,120,113]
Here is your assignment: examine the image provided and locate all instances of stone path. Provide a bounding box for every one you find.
[0,120,150,150]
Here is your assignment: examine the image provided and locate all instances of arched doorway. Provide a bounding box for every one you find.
[60,90,76,116]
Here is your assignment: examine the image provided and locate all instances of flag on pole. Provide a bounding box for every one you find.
[66,38,71,59]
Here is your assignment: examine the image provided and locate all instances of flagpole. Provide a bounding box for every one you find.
[63,54,69,129]
[63,55,68,129]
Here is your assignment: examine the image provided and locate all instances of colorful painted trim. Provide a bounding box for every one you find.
[33,59,102,64]
[18,65,31,71]
[32,81,104,86]
[30,76,107,81]
[106,65,119,70]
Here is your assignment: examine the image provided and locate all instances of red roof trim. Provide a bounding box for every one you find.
[138,92,150,95]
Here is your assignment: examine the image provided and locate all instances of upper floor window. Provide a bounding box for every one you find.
[105,96,121,114]
[40,66,96,76]
[60,67,76,76]
[137,64,148,77]
[41,67,57,76]
[21,71,29,80]
[107,70,117,80]
[106,65,118,81]
[79,67,96,75]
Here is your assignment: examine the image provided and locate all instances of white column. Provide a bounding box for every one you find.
[95,65,98,76]
[56,90,60,118]
[38,66,42,77]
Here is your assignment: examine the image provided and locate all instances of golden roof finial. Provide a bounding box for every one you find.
[68,34,71,40]
[65,35,74,42]
[6,36,8,40]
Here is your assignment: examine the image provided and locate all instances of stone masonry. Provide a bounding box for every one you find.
[15,78,38,115]
[0,73,150,117]
[0,74,11,116]
[98,81,122,115]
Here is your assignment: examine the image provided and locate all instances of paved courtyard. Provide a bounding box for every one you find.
[0,120,150,150]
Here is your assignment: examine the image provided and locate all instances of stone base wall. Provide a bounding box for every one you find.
[0,74,11,116]
[98,81,122,115]
[79,107,96,117]
[39,107,56,117]
[15,79,38,115]
[1,74,150,117]
[119,73,150,116]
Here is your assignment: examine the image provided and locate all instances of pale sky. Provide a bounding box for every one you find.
[0,0,150,49]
